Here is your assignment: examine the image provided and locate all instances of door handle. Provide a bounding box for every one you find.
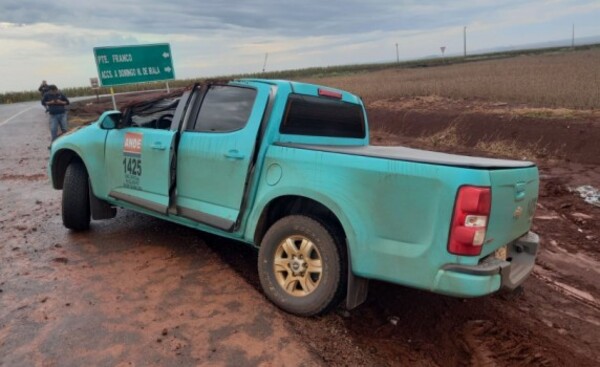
[224,149,245,160]
[151,142,166,151]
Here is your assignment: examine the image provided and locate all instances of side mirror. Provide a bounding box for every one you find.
[100,112,121,130]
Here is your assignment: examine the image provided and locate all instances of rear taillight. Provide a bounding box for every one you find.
[448,186,491,256]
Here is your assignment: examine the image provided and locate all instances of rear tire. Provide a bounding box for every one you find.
[62,161,90,231]
[258,215,345,316]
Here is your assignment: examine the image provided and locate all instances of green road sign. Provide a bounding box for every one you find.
[93,44,175,87]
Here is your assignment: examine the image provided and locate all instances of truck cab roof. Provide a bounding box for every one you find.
[235,78,363,105]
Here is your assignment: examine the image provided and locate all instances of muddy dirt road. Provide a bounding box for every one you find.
[0,104,324,366]
[1,98,599,367]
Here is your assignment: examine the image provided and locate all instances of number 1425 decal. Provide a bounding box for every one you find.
[123,157,142,176]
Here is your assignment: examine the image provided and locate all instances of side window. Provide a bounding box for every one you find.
[191,85,257,132]
[280,94,366,138]
[121,97,179,129]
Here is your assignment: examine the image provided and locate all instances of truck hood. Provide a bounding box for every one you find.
[277,143,534,169]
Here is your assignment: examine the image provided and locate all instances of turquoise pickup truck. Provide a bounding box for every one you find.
[49,79,539,316]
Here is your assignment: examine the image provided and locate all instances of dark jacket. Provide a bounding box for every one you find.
[42,91,70,115]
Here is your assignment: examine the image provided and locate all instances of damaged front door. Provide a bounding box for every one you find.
[106,127,176,214]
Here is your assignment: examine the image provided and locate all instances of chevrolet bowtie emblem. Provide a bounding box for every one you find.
[513,206,523,219]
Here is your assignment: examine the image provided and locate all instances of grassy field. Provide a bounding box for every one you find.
[300,48,600,108]
[2,44,599,108]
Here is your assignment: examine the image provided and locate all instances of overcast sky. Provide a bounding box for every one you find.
[1,0,599,93]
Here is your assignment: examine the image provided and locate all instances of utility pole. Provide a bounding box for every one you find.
[395,43,399,63]
[262,53,269,73]
[572,23,575,49]
[463,26,467,57]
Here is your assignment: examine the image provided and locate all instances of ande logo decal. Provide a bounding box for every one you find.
[122,132,143,187]
[123,132,143,156]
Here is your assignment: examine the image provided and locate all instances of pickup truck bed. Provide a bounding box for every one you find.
[278,143,534,169]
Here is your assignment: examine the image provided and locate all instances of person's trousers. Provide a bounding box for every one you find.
[49,113,68,141]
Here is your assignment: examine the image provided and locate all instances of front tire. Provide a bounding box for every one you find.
[62,161,90,231]
[258,215,345,316]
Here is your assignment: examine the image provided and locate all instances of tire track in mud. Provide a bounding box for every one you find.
[462,320,554,367]
[0,173,47,182]
[533,271,600,314]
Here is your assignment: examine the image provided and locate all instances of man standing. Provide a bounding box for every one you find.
[42,85,70,146]
[38,80,50,96]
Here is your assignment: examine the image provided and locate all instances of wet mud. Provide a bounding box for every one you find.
[0,95,598,366]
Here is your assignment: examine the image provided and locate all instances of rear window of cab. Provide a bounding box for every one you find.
[280,94,366,138]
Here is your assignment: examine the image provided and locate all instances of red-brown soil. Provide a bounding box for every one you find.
[1,93,598,366]
[368,96,600,164]
[364,96,600,365]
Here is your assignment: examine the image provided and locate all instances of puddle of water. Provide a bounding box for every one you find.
[572,185,600,207]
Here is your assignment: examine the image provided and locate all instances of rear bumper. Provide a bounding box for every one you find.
[432,231,539,297]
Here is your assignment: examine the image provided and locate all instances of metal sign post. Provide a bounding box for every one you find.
[109,88,117,111]
[89,77,100,103]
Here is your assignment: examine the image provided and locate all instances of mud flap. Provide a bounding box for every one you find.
[89,183,116,220]
[346,252,369,310]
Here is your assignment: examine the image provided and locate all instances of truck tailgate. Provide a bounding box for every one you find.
[484,166,539,255]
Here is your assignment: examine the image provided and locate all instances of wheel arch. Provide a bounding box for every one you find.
[251,194,369,310]
[51,148,86,190]
[252,195,348,248]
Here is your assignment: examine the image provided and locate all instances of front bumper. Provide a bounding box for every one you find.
[432,231,539,297]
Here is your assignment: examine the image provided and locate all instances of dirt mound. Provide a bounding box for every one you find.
[367,97,600,164]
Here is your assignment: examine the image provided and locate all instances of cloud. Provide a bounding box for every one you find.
[0,0,530,36]
[0,0,599,92]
